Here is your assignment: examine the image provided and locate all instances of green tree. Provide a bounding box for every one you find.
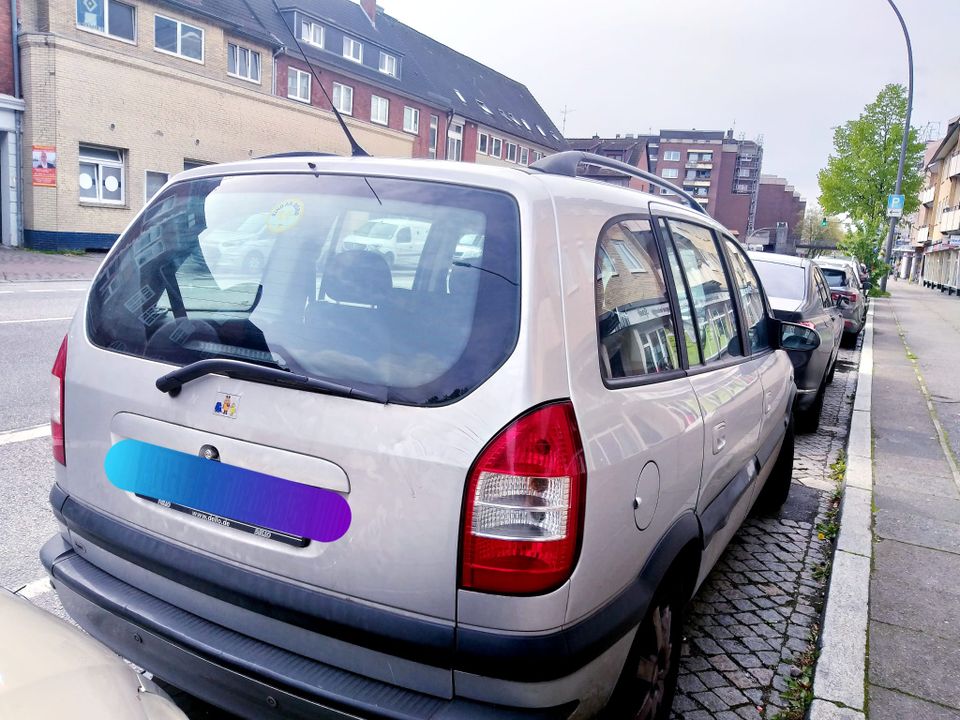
[817,84,924,279]
[799,209,845,258]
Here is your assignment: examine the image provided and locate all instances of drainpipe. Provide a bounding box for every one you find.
[10,0,23,246]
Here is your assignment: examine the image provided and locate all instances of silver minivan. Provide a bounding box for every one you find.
[41,153,817,719]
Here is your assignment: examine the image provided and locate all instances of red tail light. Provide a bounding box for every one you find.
[460,401,586,595]
[51,335,67,465]
[830,290,858,303]
[798,321,816,330]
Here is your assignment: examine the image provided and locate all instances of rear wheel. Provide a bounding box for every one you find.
[604,584,686,720]
[825,355,837,384]
[756,419,795,513]
[796,381,825,434]
[840,331,858,349]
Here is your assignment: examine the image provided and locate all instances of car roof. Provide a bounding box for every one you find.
[747,251,809,268]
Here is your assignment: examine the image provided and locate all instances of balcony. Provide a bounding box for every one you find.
[940,208,960,234]
[914,226,929,245]
[684,180,711,187]
[920,186,936,205]
[947,154,960,178]
[685,162,713,169]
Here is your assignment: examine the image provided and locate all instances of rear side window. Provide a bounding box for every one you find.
[667,220,743,362]
[751,259,806,301]
[86,173,520,406]
[724,239,770,353]
[595,218,679,380]
[820,267,848,288]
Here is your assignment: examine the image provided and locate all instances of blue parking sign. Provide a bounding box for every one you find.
[887,194,904,218]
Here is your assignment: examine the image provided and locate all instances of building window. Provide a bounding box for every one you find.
[506,142,517,162]
[489,137,502,159]
[477,133,488,154]
[227,43,261,83]
[79,145,124,204]
[662,168,679,179]
[299,20,323,47]
[77,0,135,41]
[701,152,713,162]
[663,150,681,161]
[379,51,398,77]
[370,95,389,125]
[183,159,213,171]
[739,168,751,177]
[428,115,439,158]
[154,15,204,62]
[447,122,463,162]
[332,82,353,115]
[403,106,419,134]
[343,36,362,63]
[519,147,529,165]
[287,67,310,103]
[145,171,168,202]
[533,151,542,162]
[735,183,749,193]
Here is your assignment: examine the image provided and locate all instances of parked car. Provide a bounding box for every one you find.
[0,588,186,719]
[749,252,843,432]
[42,153,820,720]
[340,217,432,268]
[197,212,274,275]
[815,258,869,347]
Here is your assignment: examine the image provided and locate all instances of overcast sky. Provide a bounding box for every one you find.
[383,0,960,207]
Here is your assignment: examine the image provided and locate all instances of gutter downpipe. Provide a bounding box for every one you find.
[10,0,23,246]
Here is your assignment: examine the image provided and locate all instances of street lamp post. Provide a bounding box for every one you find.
[880,0,914,293]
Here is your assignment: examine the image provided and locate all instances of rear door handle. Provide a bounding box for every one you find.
[713,421,727,455]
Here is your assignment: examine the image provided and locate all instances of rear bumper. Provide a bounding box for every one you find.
[42,534,577,720]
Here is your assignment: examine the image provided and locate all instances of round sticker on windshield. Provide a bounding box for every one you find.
[267,199,305,234]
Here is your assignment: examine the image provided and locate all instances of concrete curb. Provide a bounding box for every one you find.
[809,303,876,719]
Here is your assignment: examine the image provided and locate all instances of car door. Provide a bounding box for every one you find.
[657,217,764,584]
[813,266,842,358]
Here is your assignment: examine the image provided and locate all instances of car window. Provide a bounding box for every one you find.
[87,173,520,407]
[658,219,702,366]
[595,218,680,380]
[666,220,743,362]
[814,268,833,307]
[724,239,770,353]
[751,258,806,301]
[820,267,848,288]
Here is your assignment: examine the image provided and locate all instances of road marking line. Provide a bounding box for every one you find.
[15,577,53,599]
[0,316,72,325]
[25,288,86,293]
[0,290,13,294]
[0,424,49,445]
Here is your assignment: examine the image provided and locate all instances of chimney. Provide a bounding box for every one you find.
[361,0,377,26]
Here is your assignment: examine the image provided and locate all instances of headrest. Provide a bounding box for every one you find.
[321,250,392,306]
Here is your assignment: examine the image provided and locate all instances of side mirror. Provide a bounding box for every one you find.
[779,321,821,352]
[836,296,849,308]
[862,280,873,291]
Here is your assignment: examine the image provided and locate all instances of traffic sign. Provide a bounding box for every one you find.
[887,194,905,218]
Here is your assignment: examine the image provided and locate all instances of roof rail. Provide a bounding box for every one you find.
[255,151,340,160]
[529,151,708,216]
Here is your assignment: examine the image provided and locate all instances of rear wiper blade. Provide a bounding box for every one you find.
[156,359,387,403]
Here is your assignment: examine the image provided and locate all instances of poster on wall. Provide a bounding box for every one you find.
[32,145,57,187]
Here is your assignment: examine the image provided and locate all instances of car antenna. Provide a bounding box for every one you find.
[271,0,369,157]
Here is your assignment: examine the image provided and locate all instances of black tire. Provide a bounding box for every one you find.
[242,251,265,275]
[840,331,858,349]
[825,355,837,385]
[796,382,825,434]
[756,419,795,513]
[603,584,686,720]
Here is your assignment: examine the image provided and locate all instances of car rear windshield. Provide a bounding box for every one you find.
[751,260,806,301]
[87,172,521,406]
[820,267,849,288]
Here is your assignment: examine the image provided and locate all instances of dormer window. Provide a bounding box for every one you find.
[379,51,398,77]
[477,99,493,116]
[454,89,465,103]
[343,36,362,63]
[299,20,323,48]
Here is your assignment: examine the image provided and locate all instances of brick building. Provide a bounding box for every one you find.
[0,0,24,246]
[568,129,764,239]
[13,0,563,249]
[751,175,806,249]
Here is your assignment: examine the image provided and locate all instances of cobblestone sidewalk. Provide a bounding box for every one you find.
[671,340,861,720]
[0,245,104,282]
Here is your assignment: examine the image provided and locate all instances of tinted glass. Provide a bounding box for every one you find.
[668,221,742,362]
[596,219,679,379]
[751,259,806,301]
[724,240,769,353]
[108,0,135,39]
[87,174,521,406]
[821,267,848,288]
[658,219,701,366]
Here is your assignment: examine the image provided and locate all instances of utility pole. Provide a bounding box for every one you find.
[560,105,574,136]
[880,0,914,293]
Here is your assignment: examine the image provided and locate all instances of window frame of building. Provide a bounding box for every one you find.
[533,151,543,162]
[663,150,681,161]
[332,82,353,115]
[370,95,389,126]
[428,115,439,158]
[506,142,517,162]
[343,36,363,63]
[402,106,419,134]
[477,132,488,155]
[299,20,323,48]
[154,14,204,64]
[519,147,529,166]
[227,42,261,83]
[446,121,464,161]
[287,67,311,103]
[144,170,168,203]
[662,168,679,179]
[79,145,125,206]
[489,137,502,159]
[379,51,398,77]
[739,168,752,178]
[76,0,136,42]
